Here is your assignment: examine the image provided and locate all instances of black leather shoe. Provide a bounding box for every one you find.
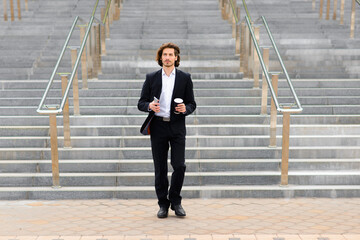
[157,206,168,218]
[171,204,186,217]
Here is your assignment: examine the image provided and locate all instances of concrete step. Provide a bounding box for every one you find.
[1,158,359,173]
[0,146,360,160]
[98,72,245,80]
[0,171,279,187]
[101,53,240,61]
[2,103,360,115]
[29,72,245,80]
[262,38,334,49]
[0,170,359,187]
[0,159,279,173]
[2,124,360,137]
[0,185,359,199]
[108,33,233,40]
[286,49,360,61]
[3,96,360,107]
[0,114,359,126]
[1,135,359,148]
[105,39,235,47]
[100,63,240,74]
[104,49,237,56]
[5,86,360,98]
[3,79,360,89]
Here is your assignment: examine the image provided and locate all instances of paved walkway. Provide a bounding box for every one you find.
[0,198,359,240]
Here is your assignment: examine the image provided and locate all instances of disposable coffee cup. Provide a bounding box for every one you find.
[174,98,183,114]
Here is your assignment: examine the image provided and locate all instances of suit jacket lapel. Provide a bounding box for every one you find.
[171,68,179,101]
[154,69,162,99]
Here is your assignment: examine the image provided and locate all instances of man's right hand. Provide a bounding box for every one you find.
[149,101,160,113]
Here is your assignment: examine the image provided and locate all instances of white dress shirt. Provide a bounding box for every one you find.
[155,68,176,118]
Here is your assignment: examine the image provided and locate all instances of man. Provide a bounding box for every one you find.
[137,42,196,218]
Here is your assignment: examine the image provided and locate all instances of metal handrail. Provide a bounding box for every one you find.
[260,16,302,113]
[356,0,360,5]
[229,0,238,23]
[59,16,94,113]
[91,0,100,17]
[103,0,112,24]
[230,0,302,113]
[241,0,251,22]
[35,0,117,188]
[36,16,79,114]
[225,0,303,185]
[37,0,111,115]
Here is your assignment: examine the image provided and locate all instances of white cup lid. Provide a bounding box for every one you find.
[174,98,183,103]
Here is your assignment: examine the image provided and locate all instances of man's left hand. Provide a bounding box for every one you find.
[175,103,186,113]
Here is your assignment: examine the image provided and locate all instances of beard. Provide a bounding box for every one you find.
[163,60,174,67]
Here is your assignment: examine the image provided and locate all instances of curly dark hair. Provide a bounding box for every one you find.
[156,42,180,67]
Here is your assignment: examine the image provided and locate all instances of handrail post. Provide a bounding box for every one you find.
[248,25,254,79]
[79,26,89,89]
[92,24,98,77]
[225,0,230,22]
[224,0,230,21]
[228,0,233,22]
[281,106,291,186]
[111,0,116,23]
[235,7,241,55]
[236,22,240,55]
[244,22,250,78]
[333,0,338,20]
[326,0,331,20]
[313,0,316,10]
[25,0,28,11]
[253,26,260,88]
[108,0,112,24]
[87,27,94,79]
[240,21,246,72]
[221,0,226,19]
[90,25,97,79]
[261,47,270,115]
[114,0,120,20]
[320,0,324,19]
[269,73,279,148]
[350,0,356,38]
[232,13,236,38]
[10,0,14,21]
[3,0,7,21]
[101,8,107,55]
[70,47,80,116]
[110,0,115,24]
[61,75,71,148]
[223,0,227,19]
[16,0,20,20]
[232,0,237,38]
[105,8,110,38]
[340,0,345,24]
[95,23,102,74]
[48,106,60,188]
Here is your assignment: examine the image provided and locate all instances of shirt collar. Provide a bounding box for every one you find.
[162,68,176,77]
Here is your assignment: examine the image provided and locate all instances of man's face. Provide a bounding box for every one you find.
[161,48,177,68]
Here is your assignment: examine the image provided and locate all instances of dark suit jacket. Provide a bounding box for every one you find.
[138,68,197,128]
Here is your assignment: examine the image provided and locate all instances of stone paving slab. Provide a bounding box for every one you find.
[0,199,359,239]
[0,235,359,240]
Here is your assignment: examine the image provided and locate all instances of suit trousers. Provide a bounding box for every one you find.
[150,117,186,208]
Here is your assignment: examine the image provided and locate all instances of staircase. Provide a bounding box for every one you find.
[97,0,241,80]
[0,0,359,199]
[244,0,360,79]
